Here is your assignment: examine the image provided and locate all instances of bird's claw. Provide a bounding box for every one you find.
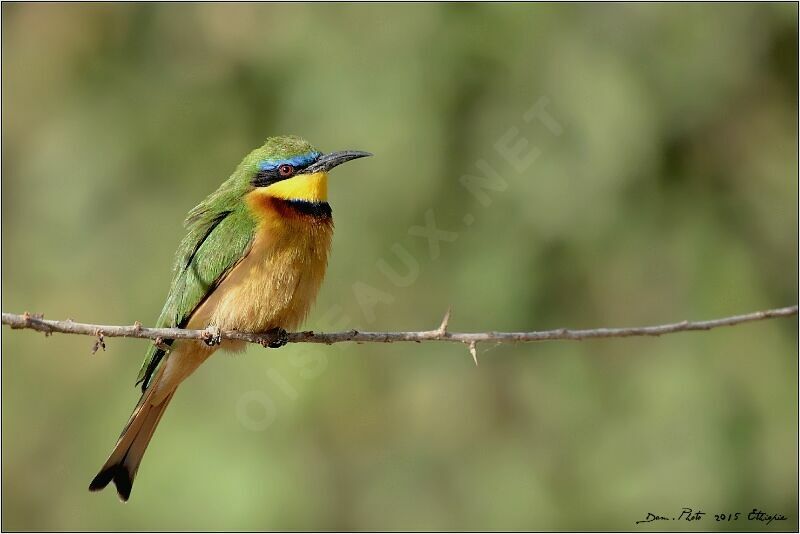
[202,326,222,347]
[260,327,288,349]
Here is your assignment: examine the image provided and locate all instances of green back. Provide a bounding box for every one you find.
[135,168,256,389]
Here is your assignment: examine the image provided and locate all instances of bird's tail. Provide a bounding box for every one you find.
[88,379,175,501]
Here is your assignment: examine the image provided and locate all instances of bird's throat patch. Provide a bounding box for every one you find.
[246,172,332,223]
[261,171,328,202]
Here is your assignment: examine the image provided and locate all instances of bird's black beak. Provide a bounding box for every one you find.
[302,150,372,174]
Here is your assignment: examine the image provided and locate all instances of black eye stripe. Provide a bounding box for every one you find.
[251,168,281,187]
[251,160,314,187]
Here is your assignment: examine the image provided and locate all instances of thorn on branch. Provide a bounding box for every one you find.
[468,341,479,366]
[437,307,452,338]
[133,321,143,331]
[92,330,106,355]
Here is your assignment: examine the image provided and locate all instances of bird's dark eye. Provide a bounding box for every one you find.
[278,164,294,177]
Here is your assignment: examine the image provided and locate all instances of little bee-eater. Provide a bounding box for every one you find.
[89,136,370,501]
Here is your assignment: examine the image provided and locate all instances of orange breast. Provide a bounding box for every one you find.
[189,194,334,334]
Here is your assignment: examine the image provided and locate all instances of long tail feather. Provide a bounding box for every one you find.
[89,383,175,501]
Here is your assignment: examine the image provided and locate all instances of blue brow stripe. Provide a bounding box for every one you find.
[259,151,321,171]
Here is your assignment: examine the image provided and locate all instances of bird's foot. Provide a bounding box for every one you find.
[260,327,288,349]
[201,326,222,347]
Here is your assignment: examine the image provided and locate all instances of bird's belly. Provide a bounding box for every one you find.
[188,219,332,337]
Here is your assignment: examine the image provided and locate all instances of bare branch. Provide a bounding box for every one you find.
[2,306,796,353]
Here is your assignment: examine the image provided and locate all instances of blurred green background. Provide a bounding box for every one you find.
[2,3,797,531]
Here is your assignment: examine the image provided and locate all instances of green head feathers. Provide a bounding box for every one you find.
[185,136,370,225]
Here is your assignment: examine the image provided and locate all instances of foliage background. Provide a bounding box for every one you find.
[2,3,797,531]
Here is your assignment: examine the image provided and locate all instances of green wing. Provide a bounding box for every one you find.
[135,196,256,391]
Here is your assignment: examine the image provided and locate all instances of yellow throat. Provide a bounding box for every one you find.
[263,171,328,202]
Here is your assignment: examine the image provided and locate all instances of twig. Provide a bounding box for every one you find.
[2,306,796,354]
